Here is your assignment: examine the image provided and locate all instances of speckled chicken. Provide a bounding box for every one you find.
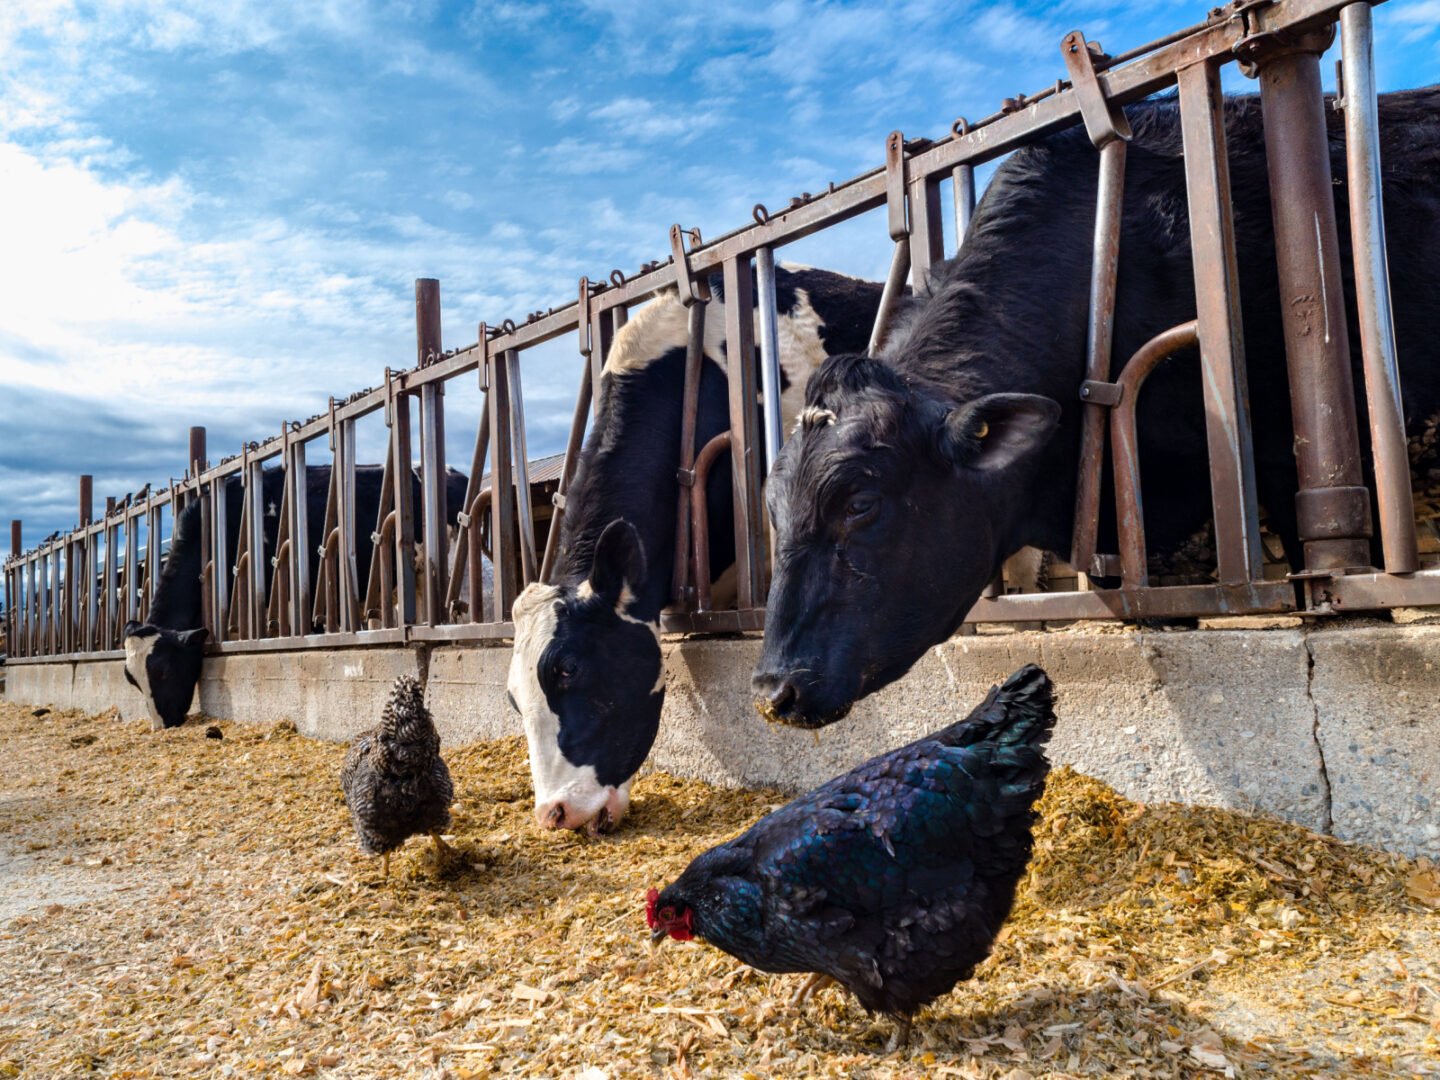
[647,665,1056,1049]
[340,675,454,877]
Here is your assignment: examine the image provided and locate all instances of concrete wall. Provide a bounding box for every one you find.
[6,623,1438,856]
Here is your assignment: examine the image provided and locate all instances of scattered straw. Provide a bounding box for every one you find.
[0,702,1434,1078]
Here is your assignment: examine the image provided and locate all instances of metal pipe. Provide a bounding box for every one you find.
[538,363,590,585]
[1178,57,1264,585]
[486,347,518,619]
[466,489,493,623]
[1255,30,1372,572]
[507,350,537,586]
[211,479,229,642]
[867,239,912,356]
[338,418,359,632]
[1070,137,1128,573]
[417,279,448,624]
[289,438,311,634]
[1110,321,1201,588]
[671,301,709,606]
[247,457,266,638]
[1340,1,1418,574]
[189,426,207,481]
[723,255,766,609]
[952,153,976,246]
[448,406,490,618]
[755,247,784,477]
[690,432,733,613]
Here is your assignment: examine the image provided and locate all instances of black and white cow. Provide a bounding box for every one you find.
[754,88,1440,728]
[506,265,885,834]
[123,464,468,730]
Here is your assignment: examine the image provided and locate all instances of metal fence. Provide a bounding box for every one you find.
[6,0,1436,668]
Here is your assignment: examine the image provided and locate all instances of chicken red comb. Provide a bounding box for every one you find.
[645,887,660,928]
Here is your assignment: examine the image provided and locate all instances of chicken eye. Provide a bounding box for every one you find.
[845,494,878,522]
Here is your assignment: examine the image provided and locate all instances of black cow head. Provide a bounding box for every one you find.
[506,520,664,835]
[753,355,1060,728]
[122,621,208,731]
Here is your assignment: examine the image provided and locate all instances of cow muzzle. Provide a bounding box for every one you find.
[535,786,628,837]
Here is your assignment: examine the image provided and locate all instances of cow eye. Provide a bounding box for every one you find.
[845,494,878,522]
[557,657,579,682]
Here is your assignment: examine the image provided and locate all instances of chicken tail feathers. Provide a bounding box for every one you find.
[941,664,1056,752]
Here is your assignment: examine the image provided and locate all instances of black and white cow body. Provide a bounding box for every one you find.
[507,265,885,833]
[755,88,1440,728]
[123,464,468,730]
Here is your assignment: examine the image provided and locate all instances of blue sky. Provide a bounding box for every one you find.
[2,0,1437,588]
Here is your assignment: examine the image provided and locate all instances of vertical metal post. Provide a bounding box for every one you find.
[289,436,311,635]
[869,131,913,356]
[103,497,118,648]
[79,476,95,651]
[339,418,359,631]
[507,350,538,586]
[416,279,448,625]
[144,502,160,624]
[7,520,18,657]
[1340,2,1417,575]
[487,347,518,619]
[1178,58,1264,584]
[389,385,418,627]
[723,254,766,608]
[755,247,785,476]
[671,301,709,607]
[538,362,590,586]
[1254,29,1372,572]
[34,550,46,657]
[907,175,945,293]
[210,478,229,642]
[189,427,207,481]
[247,456,267,638]
[124,507,140,625]
[952,119,977,247]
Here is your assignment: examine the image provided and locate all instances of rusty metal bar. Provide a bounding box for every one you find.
[908,175,945,293]
[210,476,229,642]
[416,279,449,625]
[1339,1,1417,575]
[337,416,359,631]
[1178,57,1264,584]
[723,254,766,609]
[124,508,140,627]
[486,345,519,619]
[288,432,311,634]
[1069,137,1128,576]
[690,432,732,613]
[103,499,118,648]
[246,454,267,639]
[672,300,709,607]
[448,403,491,621]
[966,578,1296,622]
[951,119,976,246]
[1109,321,1202,587]
[1253,28,1372,572]
[387,372,418,626]
[466,489,493,623]
[507,349,538,586]
[32,549,43,657]
[1064,29,1132,581]
[265,456,293,636]
[189,426,206,481]
[363,435,397,628]
[538,361,590,586]
[78,476,94,650]
[755,247,784,477]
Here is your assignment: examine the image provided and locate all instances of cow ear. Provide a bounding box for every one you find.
[177,627,209,649]
[588,520,646,605]
[123,620,141,640]
[941,393,1061,472]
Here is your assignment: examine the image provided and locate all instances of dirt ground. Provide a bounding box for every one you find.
[0,700,1436,1079]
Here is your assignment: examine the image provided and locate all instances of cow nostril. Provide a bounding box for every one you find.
[772,680,796,709]
[547,804,566,829]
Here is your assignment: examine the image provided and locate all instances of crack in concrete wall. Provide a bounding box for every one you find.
[1302,632,1335,834]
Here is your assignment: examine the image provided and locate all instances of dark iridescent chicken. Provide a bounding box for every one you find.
[340,675,454,877]
[648,665,1056,1047]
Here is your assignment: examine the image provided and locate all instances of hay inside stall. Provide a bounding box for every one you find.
[0,701,1435,1078]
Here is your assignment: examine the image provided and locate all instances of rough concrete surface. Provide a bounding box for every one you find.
[6,623,1438,855]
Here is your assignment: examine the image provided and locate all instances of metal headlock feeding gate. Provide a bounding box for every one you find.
[5,0,1434,669]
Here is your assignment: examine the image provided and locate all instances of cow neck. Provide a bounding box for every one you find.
[148,498,206,631]
[557,348,730,625]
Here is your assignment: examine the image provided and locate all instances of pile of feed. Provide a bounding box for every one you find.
[0,700,1435,1078]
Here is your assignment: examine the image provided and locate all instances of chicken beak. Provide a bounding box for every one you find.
[650,927,669,946]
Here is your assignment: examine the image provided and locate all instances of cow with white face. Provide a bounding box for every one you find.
[506,265,886,834]
[508,521,661,834]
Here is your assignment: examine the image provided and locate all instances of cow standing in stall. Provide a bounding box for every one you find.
[505,265,886,835]
[754,89,1440,728]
